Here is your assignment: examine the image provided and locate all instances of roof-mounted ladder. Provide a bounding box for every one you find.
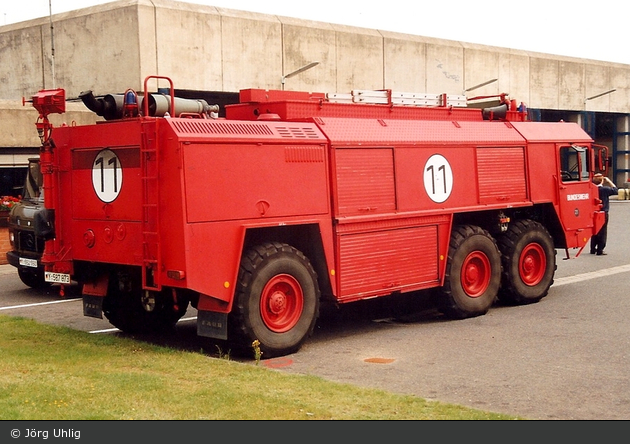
[326,90,468,107]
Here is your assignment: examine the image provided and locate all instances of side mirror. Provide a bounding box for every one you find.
[593,144,609,176]
[34,208,55,241]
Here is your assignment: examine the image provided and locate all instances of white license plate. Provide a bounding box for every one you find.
[19,257,38,268]
[45,271,71,284]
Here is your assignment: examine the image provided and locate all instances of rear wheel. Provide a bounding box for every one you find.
[497,220,556,305]
[102,269,188,334]
[231,242,320,358]
[439,225,501,319]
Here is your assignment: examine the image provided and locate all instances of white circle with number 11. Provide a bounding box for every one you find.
[423,154,453,203]
[92,149,123,203]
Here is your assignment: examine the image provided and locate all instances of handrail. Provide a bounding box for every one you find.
[143,75,175,117]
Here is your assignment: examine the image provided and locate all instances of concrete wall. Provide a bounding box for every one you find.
[0,101,100,148]
[1,0,629,114]
[0,1,142,99]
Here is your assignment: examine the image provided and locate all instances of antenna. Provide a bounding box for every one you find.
[281,61,319,90]
[49,0,56,89]
[463,78,498,96]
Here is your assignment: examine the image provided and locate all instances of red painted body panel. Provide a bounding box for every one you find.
[511,121,593,143]
[182,143,328,222]
[511,121,600,247]
[167,120,333,302]
[71,147,142,222]
[324,119,530,215]
[47,121,146,270]
[313,118,527,146]
[335,216,447,301]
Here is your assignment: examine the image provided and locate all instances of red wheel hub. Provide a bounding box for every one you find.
[461,251,491,297]
[519,243,546,286]
[260,274,304,333]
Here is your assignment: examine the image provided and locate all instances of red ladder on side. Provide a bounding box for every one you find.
[138,76,175,291]
[140,121,161,291]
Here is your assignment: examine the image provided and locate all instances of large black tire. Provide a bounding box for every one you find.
[439,225,501,319]
[497,220,556,305]
[230,242,320,359]
[17,267,51,290]
[102,269,188,334]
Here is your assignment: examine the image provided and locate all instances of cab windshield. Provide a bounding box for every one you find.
[23,159,43,202]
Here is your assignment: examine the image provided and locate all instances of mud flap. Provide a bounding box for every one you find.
[83,295,103,319]
[82,273,109,319]
[197,310,228,340]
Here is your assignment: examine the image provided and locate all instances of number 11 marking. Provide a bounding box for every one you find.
[92,149,123,203]
[423,154,453,203]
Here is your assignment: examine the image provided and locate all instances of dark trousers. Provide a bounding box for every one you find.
[591,212,610,254]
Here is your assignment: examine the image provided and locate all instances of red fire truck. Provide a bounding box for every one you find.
[29,76,607,358]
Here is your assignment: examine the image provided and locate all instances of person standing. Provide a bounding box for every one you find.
[590,173,618,255]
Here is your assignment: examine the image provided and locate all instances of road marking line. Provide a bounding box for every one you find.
[553,264,630,287]
[88,316,198,334]
[89,328,120,334]
[0,298,82,311]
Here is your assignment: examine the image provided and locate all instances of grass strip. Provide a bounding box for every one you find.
[0,315,520,420]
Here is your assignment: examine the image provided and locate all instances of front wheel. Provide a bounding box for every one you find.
[230,242,320,358]
[18,267,51,290]
[497,220,556,305]
[439,225,501,319]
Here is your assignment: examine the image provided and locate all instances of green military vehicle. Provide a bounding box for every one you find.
[6,158,50,289]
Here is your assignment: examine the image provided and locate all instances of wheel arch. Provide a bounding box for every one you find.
[242,223,334,301]
[451,203,566,248]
